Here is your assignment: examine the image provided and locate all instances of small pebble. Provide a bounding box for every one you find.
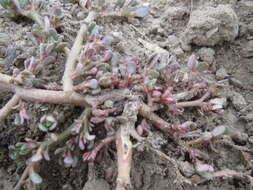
[179,161,195,177]
[77,11,86,20]
[231,132,248,146]
[230,91,247,111]
[216,67,228,80]
[248,136,253,144]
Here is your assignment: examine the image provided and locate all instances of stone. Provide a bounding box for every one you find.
[179,161,195,177]
[216,67,229,80]
[229,78,244,88]
[240,113,253,121]
[197,47,215,64]
[182,5,239,47]
[242,40,253,57]
[77,11,86,20]
[231,132,248,146]
[61,184,73,190]
[167,35,181,48]
[163,6,188,20]
[230,91,247,111]
[248,136,253,144]
[83,179,111,190]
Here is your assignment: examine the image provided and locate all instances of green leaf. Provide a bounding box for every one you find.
[156,62,167,70]
[198,171,213,180]
[99,64,111,72]
[9,152,19,160]
[18,0,28,8]
[98,0,105,7]
[114,0,125,9]
[53,8,63,19]
[110,54,119,66]
[48,30,62,43]
[42,120,54,129]
[32,23,41,32]
[88,23,96,33]
[20,144,29,155]
[0,0,12,9]
[121,7,135,17]
[150,71,159,79]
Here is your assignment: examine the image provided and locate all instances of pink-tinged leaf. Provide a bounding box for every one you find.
[20,108,30,120]
[161,87,173,98]
[101,35,113,45]
[71,121,82,134]
[64,155,74,166]
[137,119,150,136]
[187,54,198,69]
[92,108,109,117]
[167,63,180,72]
[199,81,207,88]
[83,152,92,161]
[137,124,144,136]
[163,97,176,105]
[103,50,113,62]
[179,121,196,131]
[196,163,214,173]
[54,147,64,155]
[152,90,162,97]
[90,117,105,124]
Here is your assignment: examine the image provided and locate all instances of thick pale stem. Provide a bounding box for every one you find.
[116,101,139,190]
[0,94,20,122]
[0,81,130,107]
[62,25,87,94]
[176,85,216,108]
[0,73,13,84]
[139,102,173,135]
[116,128,132,190]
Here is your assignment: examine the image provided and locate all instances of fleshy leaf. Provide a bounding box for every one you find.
[198,171,214,179]
[150,71,159,79]
[98,0,105,7]
[114,0,125,8]
[133,6,149,18]
[30,171,43,184]
[0,0,12,9]
[202,132,212,141]
[211,125,226,137]
[18,0,28,8]
[156,62,167,70]
[31,152,43,162]
[88,79,98,89]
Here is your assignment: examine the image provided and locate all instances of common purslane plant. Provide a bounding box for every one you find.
[0,1,252,190]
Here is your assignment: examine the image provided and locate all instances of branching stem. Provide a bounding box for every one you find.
[62,25,88,94]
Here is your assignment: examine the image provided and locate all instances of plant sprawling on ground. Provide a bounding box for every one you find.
[0,0,252,190]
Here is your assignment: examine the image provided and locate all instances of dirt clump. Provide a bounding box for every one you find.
[182,4,239,47]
